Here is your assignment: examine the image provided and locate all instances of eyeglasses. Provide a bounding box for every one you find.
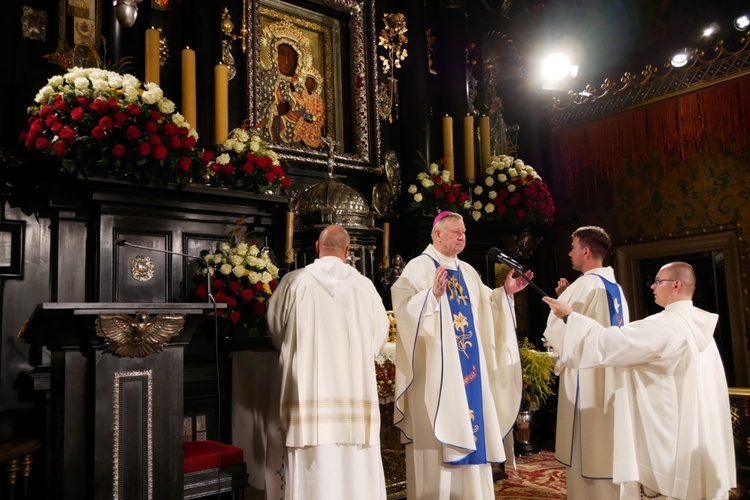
[650,278,679,286]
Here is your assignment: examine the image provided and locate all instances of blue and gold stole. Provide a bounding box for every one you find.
[591,274,625,327]
[428,256,488,465]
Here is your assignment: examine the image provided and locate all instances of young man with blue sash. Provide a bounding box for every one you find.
[391,211,532,498]
[543,226,629,499]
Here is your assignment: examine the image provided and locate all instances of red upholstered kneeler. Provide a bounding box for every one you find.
[183,440,249,499]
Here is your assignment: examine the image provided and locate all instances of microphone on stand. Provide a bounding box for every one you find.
[116,239,214,303]
[487,247,548,297]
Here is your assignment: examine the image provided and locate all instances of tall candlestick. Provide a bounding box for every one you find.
[480,115,491,170]
[382,222,390,269]
[214,63,228,145]
[284,210,295,264]
[463,115,475,180]
[144,28,160,86]
[442,116,454,180]
[181,47,197,130]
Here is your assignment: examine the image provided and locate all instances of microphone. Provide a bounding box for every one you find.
[488,247,548,297]
[117,239,214,303]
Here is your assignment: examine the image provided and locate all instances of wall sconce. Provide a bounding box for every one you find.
[115,0,145,28]
[376,12,409,123]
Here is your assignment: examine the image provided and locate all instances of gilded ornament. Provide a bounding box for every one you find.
[95,312,185,357]
[130,255,155,282]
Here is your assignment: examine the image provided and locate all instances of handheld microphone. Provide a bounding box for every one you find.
[117,239,214,303]
[488,247,548,297]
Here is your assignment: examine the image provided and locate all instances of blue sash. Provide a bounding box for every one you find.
[591,274,624,327]
[428,256,488,465]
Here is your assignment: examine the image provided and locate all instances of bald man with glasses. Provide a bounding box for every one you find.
[544,262,736,500]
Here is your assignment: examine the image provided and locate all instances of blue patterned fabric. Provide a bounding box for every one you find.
[592,274,625,327]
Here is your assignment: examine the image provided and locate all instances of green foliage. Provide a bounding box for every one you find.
[519,337,556,411]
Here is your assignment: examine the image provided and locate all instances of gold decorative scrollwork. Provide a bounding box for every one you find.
[130,255,155,282]
[95,312,185,357]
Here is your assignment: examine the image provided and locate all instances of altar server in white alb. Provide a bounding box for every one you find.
[542,226,629,500]
[267,224,389,500]
[391,211,531,499]
[543,261,735,500]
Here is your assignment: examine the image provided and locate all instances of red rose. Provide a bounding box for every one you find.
[107,97,120,111]
[59,127,77,142]
[516,209,525,218]
[264,172,276,183]
[169,136,181,149]
[149,135,162,146]
[245,153,257,163]
[44,114,59,126]
[52,141,67,156]
[153,145,167,160]
[149,110,162,121]
[240,289,254,301]
[212,279,225,290]
[178,157,191,171]
[433,187,444,198]
[50,122,63,134]
[228,282,241,293]
[113,113,128,126]
[138,142,151,156]
[34,137,49,149]
[253,300,266,316]
[126,126,141,140]
[70,107,86,121]
[242,163,254,173]
[163,122,178,135]
[281,177,291,189]
[269,280,278,290]
[113,144,126,157]
[194,283,207,299]
[178,127,189,137]
[90,99,108,112]
[144,121,158,134]
[253,281,264,292]
[183,136,196,149]
[200,150,215,164]
[225,296,238,308]
[229,310,241,323]
[98,116,113,129]
[446,193,456,204]
[53,100,69,112]
[214,291,227,303]
[91,126,106,139]
[256,156,271,168]
[125,104,142,117]
[222,163,235,176]
[210,163,221,173]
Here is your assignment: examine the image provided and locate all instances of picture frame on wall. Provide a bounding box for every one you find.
[247,0,380,174]
[59,0,101,52]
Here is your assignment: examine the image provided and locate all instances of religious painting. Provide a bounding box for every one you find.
[59,0,100,51]
[247,0,380,174]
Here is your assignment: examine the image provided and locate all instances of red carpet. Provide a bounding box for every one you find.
[495,451,566,499]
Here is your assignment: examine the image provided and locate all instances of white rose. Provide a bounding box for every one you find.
[219,242,231,253]
[158,98,176,114]
[485,176,495,187]
[414,193,423,202]
[233,140,246,154]
[261,271,273,284]
[428,163,439,174]
[484,203,495,213]
[216,153,231,165]
[249,136,262,152]
[232,265,246,277]
[474,185,483,195]
[235,243,248,256]
[509,169,519,178]
[441,170,450,182]
[421,178,434,188]
[472,211,481,221]
[267,263,279,277]
[245,256,262,268]
[249,245,260,257]
[508,184,516,192]
[473,201,483,210]
[73,77,90,90]
[498,173,507,182]
[520,171,528,179]
[219,264,233,275]
[463,200,471,209]
[417,172,427,180]
[488,191,497,199]
[247,271,261,283]
[48,75,64,87]
[234,129,250,142]
[408,184,418,194]
[229,255,244,266]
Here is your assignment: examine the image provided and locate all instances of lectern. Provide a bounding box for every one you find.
[21,302,224,500]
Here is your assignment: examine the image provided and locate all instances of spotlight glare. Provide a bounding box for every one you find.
[702,22,719,37]
[670,51,689,68]
[735,15,750,31]
[541,53,572,81]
